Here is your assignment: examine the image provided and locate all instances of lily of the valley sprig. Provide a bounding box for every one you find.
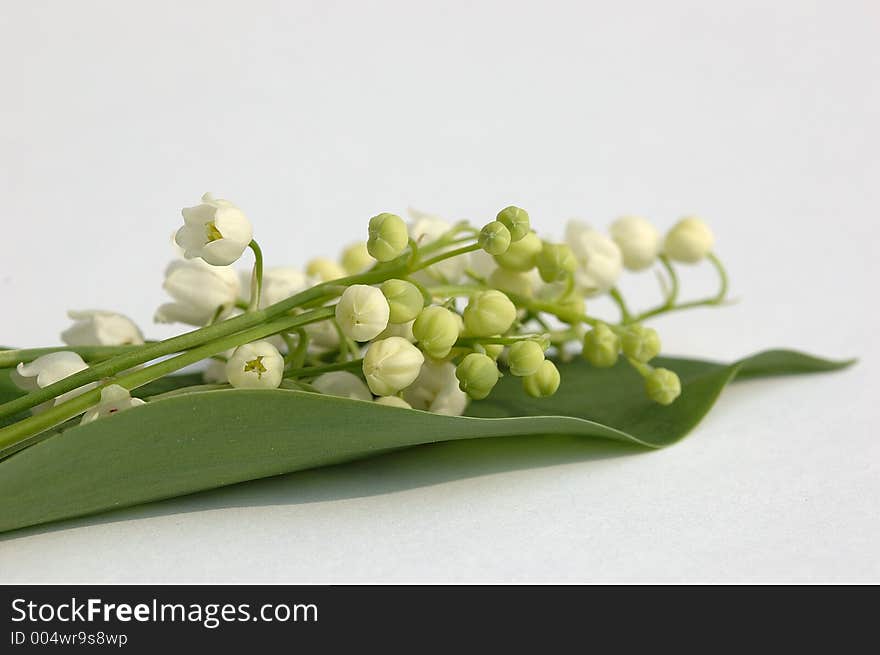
[0,196,731,456]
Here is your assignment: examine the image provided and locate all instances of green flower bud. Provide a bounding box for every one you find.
[463,290,517,337]
[478,221,512,256]
[493,231,542,272]
[582,323,620,368]
[367,212,409,262]
[412,306,461,359]
[644,367,681,405]
[496,206,531,242]
[455,353,501,400]
[488,268,534,298]
[522,360,561,398]
[340,241,375,275]
[536,242,577,283]
[483,342,504,360]
[620,324,661,363]
[306,257,346,281]
[380,279,424,324]
[508,340,546,377]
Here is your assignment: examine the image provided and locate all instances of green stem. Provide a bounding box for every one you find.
[629,253,728,323]
[247,240,264,311]
[0,308,335,456]
[286,358,364,378]
[0,258,408,421]
[455,335,546,348]
[609,288,632,323]
[414,243,481,272]
[288,329,309,368]
[0,345,148,367]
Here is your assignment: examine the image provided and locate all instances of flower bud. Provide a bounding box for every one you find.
[488,268,534,298]
[644,367,681,405]
[463,290,517,337]
[363,336,425,396]
[565,221,623,296]
[62,310,144,347]
[306,257,346,282]
[455,353,501,400]
[494,231,542,272]
[367,212,409,262]
[522,360,561,398]
[478,221,512,255]
[412,306,461,359]
[536,242,577,283]
[81,384,145,424]
[226,340,284,389]
[664,217,714,263]
[155,259,240,326]
[496,206,531,242]
[582,323,620,368]
[375,395,412,409]
[380,279,424,324]
[377,319,416,343]
[507,340,546,377]
[313,371,373,401]
[340,241,375,274]
[176,193,253,266]
[610,216,661,271]
[335,284,391,341]
[483,342,505,360]
[620,324,661,363]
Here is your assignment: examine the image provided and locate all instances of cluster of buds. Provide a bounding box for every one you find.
[3,193,728,446]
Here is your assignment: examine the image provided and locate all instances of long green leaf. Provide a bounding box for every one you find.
[0,349,851,534]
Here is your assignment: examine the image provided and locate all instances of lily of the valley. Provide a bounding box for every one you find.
[362,336,424,396]
[226,341,285,389]
[176,193,253,266]
[401,360,468,416]
[335,284,391,342]
[11,351,93,412]
[155,259,241,326]
[565,221,623,296]
[80,384,145,424]
[61,310,144,346]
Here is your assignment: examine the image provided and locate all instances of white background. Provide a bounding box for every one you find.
[1,1,878,582]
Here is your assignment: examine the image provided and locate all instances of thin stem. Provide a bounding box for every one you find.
[286,358,364,378]
[288,329,309,368]
[609,288,632,323]
[247,240,264,311]
[659,255,680,306]
[629,253,728,323]
[0,307,336,456]
[0,345,148,367]
[0,257,408,421]
[413,243,481,273]
[455,335,547,348]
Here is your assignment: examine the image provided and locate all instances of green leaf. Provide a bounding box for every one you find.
[0,349,851,534]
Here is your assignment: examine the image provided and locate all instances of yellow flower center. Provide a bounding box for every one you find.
[205,221,224,242]
[243,356,267,379]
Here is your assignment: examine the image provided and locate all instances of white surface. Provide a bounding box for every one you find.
[1,1,878,583]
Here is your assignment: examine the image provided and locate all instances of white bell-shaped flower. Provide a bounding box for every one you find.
[155,259,241,326]
[362,336,424,396]
[61,310,144,346]
[225,341,284,389]
[335,285,390,342]
[11,351,94,412]
[565,221,623,296]
[664,217,715,263]
[401,360,468,416]
[80,384,146,424]
[312,371,373,401]
[609,216,661,271]
[240,267,314,309]
[176,193,253,266]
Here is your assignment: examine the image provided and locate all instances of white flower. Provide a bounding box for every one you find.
[304,317,341,350]
[241,267,313,309]
[375,396,412,409]
[402,360,468,416]
[609,216,661,271]
[225,341,284,389]
[61,310,144,346]
[176,193,253,266]
[312,371,373,401]
[664,217,715,263]
[335,285,390,342]
[306,257,347,282]
[377,319,416,343]
[362,336,424,396]
[155,259,241,326]
[565,221,623,296]
[81,384,145,424]
[11,351,94,412]
[468,249,498,280]
[408,210,469,283]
